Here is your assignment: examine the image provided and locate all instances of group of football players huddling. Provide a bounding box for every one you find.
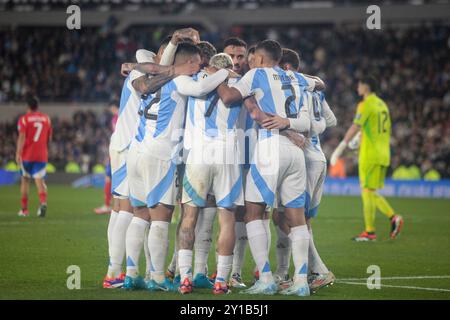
[102,27,336,297]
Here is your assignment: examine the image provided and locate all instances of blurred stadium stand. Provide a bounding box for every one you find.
[0,1,448,179]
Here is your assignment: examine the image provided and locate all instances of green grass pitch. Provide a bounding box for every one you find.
[0,184,449,300]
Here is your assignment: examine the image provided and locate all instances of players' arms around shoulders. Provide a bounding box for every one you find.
[243,96,306,149]
[121,28,201,95]
[302,74,326,91]
[131,62,200,95]
[216,67,258,105]
[174,68,230,97]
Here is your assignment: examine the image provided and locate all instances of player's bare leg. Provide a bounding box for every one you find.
[278,207,310,296]
[272,209,292,289]
[34,177,47,217]
[144,203,174,291]
[306,217,335,293]
[18,176,30,217]
[177,203,200,294]
[213,207,235,294]
[241,201,277,294]
[230,205,247,288]
[123,205,149,290]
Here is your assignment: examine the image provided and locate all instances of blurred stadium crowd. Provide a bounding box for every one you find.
[0,23,449,179]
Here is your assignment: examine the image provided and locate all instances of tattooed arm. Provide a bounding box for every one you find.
[132,62,201,95]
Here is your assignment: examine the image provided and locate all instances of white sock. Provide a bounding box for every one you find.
[148,221,170,283]
[246,220,272,283]
[231,221,247,275]
[308,228,329,274]
[125,216,149,277]
[194,207,216,276]
[168,248,178,274]
[143,222,151,277]
[107,210,133,278]
[178,249,193,281]
[263,218,272,253]
[216,255,233,284]
[275,226,291,277]
[289,225,310,284]
[107,210,119,258]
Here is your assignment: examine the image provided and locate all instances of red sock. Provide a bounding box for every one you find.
[38,192,47,205]
[21,196,28,210]
[104,180,112,207]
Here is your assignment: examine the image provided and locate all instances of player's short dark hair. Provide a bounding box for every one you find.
[256,39,282,63]
[26,94,39,111]
[197,41,217,64]
[279,48,300,71]
[360,75,378,93]
[174,42,201,62]
[223,37,247,49]
[247,45,256,55]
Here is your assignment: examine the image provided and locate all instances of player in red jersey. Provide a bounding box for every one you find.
[15,95,52,217]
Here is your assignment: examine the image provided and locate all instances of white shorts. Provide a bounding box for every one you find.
[305,161,327,218]
[245,139,306,209]
[110,147,129,199]
[127,147,178,208]
[182,158,243,209]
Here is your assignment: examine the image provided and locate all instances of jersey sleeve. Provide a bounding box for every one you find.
[159,42,177,66]
[129,70,145,83]
[231,68,257,98]
[174,69,228,97]
[304,77,316,92]
[353,101,371,126]
[297,73,316,92]
[289,93,310,133]
[17,116,26,134]
[322,98,337,128]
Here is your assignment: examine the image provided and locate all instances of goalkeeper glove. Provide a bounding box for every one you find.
[330,141,347,166]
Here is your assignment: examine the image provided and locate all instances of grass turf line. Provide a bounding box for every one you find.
[0,185,449,300]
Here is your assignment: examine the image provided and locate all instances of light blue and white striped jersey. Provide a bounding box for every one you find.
[303,91,336,163]
[237,102,257,168]
[139,69,230,161]
[110,70,145,152]
[185,71,242,150]
[138,79,186,161]
[232,66,315,143]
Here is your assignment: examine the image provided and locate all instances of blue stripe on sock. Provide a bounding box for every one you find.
[127,256,135,267]
[298,263,308,275]
[262,261,271,273]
